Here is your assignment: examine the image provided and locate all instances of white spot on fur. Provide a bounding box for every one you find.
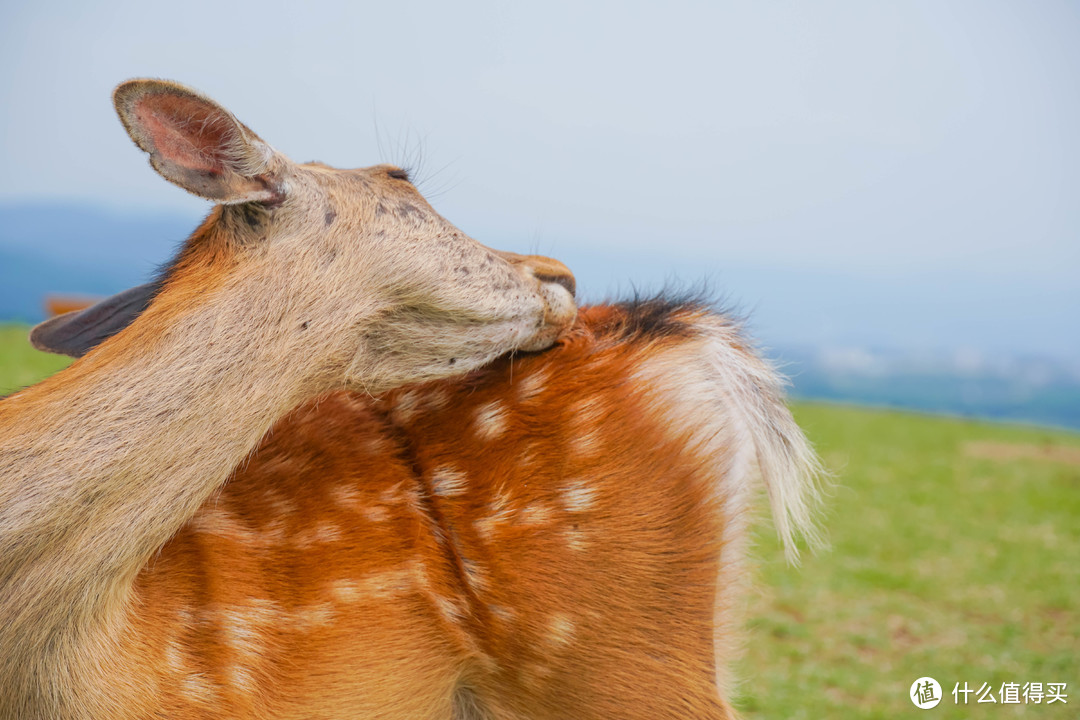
[294,602,336,630]
[293,521,342,548]
[190,504,258,543]
[411,558,432,591]
[473,400,508,441]
[192,504,289,549]
[263,488,296,518]
[568,427,603,457]
[564,527,587,552]
[548,613,575,646]
[488,604,516,623]
[363,505,390,523]
[380,482,405,503]
[330,579,360,604]
[227,664,257,694]
[331,484,362,509]
[571,395,608,429]
[519,502,553,526]
[180,673,218,703]
[475,489,515,541]
[259,518,288,545]
[165,640,187,674]
[566,394,610,457]
[315,522,342,543]
[426,388,451,411]
[176,607,196,629]
[357,565,416,599]
[434,595,467,624]
[432,466,468,497]
[390,389,423,425]
[218,600,279,656]
[561,480,596,512]
[461,556,489,593]
[517,369,549,401]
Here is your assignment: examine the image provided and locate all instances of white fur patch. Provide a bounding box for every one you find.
[425,387,451,411]
[488,604,516,624]
[363,505,390,523]
[218,599,280,654]
[263,488,297,518]
[567,427,603,457]
[390,389,423,425]
[519,502,554,526]
[473,400,509,441]
[329,579,360,604]
[563,527,587,552]
[358,565,417,599]
[410,558,432,591]
[292,521,342,548]
[474,489,515,541]
[259,518,288,545]
[331,484,362,510]
[461,556,490,593]
[431,466,468,497]
[180,673,218,703]
[561,480,596,513]
[434,595,466,624]
[227,664,257,695]
[164,640,187,674]
[190,504,259,544]
[547,613,575,646]
[293,602,336,630]
[517,369,549,401]
[628,314,824,697]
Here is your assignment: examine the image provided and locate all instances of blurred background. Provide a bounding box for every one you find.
[2,3,1078,717]
[2,0,1078,428]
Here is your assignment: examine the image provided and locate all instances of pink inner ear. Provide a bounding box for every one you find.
[133,94,238,174]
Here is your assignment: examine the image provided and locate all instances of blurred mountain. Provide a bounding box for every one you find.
[0,202,197,322]
[779,345,1080,431]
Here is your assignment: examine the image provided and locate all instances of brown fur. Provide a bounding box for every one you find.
[0,80,821,720]
[40,302,816,719]
[0,79,577,720]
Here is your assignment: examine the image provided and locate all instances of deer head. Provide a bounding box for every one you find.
[32,79,577,394]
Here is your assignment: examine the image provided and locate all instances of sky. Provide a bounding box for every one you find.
[2,0,1078,359]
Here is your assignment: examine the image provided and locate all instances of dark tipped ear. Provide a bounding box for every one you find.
[113,79,288,204]
[30,282,160,358]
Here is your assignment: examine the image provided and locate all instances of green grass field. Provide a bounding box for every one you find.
[2,323,1076,717]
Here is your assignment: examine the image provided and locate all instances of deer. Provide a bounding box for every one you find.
[3,82,823,720]
[0,79,577,720]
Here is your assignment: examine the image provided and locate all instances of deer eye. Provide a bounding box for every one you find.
[387,168,410,182]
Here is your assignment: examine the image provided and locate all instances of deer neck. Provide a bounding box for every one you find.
[0,285,346,713]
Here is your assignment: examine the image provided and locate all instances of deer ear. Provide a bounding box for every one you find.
[113,79,287,204]
[29,282,160,358]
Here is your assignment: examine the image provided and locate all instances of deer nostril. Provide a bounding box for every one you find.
[534,272,576,298]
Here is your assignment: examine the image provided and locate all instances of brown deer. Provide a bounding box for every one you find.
[7,82,823,720]
[0,79,577,720]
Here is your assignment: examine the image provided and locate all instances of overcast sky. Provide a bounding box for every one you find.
[2,1,1078,359]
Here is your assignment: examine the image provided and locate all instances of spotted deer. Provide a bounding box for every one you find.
[4,84,822,720]
[0,79,577,720]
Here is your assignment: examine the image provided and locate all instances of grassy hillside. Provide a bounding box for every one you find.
[2,323,1076,717]
[0,324,72,394]
[742,405,1078,718]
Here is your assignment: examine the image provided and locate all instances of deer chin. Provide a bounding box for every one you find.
[531,279,578,349]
